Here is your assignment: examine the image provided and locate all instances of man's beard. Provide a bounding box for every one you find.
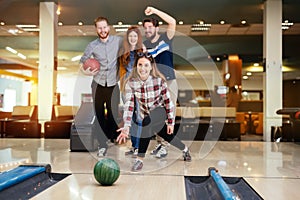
[146,31,156,41]
[98,31,109,39]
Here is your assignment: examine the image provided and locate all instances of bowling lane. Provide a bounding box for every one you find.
[1,139,300,199]
[245,177,300,200]
[31,174,186,200]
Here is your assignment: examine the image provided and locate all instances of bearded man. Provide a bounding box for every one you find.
[142,7,178,159]
[80,17,122,157]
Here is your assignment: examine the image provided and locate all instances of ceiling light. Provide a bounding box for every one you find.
[1,21,5,26]
[71,55,82,62]
[243,75,249,80]
[8,29,19,35]
[56,6,61,15]
[241,20,247,24]
[191,22,211,32]
[178,21,184,25]
[220,20,225,25]
[115,28,128,32]
[138,21,143,26]
[17,53,26,60]
[16,24,39,32]
[58,22,63,26]
[22,28,40,32]
[78,21,83,26]
[246,72,252,76]
[282,20,293,30]
[253,63,259,67]
[113,24,131,32]
[159,21,163,25]
[225,73,231,80]
[5,46,17,54]
[16,24,37,28]
[198,20,204,25]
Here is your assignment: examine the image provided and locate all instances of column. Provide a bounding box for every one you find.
[222,54,242,88]
[38,2,58,123]
[263,0,282,141]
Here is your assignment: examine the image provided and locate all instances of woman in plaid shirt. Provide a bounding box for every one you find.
[117,52,191,172]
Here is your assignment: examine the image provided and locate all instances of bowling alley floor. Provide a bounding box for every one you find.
[1,138,300,200]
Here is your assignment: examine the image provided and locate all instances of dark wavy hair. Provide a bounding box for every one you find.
[143,18,159,27]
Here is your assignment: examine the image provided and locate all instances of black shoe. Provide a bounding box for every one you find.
[125,148,138,157]
[125,147,135,155]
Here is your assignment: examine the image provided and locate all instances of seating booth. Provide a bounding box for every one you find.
[44,105,78,138]
[2,105,41,138]
[175,107,240,141]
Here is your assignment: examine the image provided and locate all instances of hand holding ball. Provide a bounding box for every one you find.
[82,58,100,75]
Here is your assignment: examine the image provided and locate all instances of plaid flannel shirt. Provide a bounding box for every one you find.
[123,75,175,127]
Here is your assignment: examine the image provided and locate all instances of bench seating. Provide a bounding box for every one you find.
[44,105,78,138]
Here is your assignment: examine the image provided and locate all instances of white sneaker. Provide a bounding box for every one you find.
[131,159,143,172]
[150,144,162,155]
[97,147,107,157]
[133,148,138,158]
[155,146,168,158]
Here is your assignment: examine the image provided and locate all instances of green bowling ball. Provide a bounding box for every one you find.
[93,158,120,186]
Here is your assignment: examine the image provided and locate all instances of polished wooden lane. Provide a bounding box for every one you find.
[0,139,300,199]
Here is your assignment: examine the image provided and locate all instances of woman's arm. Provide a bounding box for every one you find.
[161,81,175,126]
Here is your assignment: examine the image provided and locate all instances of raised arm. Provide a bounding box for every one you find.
[144,6,176,39]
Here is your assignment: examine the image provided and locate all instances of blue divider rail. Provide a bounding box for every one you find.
[0,164,51,192]
[208,167,238,200]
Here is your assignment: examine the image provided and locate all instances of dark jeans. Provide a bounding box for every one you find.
[92,81,120,148]
[130,112,142,149]
[137,107,185,157]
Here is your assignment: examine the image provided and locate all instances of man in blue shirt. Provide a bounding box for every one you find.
[80,16,122,157]
[143,6,178,159]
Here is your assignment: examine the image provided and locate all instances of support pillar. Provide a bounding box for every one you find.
[38,2,58,123]
[263,0,282,141]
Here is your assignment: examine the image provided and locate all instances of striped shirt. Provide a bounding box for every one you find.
[123,75,175,127]
[144,33,176,80]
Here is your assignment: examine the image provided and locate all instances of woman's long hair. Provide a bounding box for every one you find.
[121,53,166,92]
[118,26,144,90]
[119,26,144,71]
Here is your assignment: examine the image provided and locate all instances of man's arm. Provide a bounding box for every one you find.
[144,6,176,39]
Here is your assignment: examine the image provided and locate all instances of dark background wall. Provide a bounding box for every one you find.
[283,80,300,107]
